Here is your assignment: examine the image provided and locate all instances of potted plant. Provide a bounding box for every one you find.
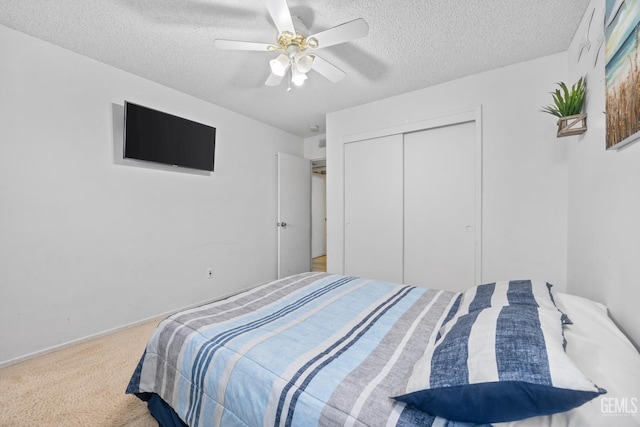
[541,77,587,137]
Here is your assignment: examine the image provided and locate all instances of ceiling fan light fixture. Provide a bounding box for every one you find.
[291,66,308,86]
[296,54,314,73]
[270,54,290,77]
[217,1,368,91]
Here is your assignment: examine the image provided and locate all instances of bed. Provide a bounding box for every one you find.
[126,272,640,427]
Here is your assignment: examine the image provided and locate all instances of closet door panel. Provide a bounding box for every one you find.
[344,135,403,283]
[404,122,476,291]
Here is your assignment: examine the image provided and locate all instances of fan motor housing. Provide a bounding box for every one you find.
[273,31,318,52]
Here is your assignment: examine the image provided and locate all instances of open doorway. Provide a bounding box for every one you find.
[311,159,327,272]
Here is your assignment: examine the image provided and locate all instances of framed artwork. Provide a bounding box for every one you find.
[605,0,640,150]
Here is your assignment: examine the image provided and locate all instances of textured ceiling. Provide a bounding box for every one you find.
[0,0,590,137]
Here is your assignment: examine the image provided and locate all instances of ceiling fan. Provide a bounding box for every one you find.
[213,0,369,90]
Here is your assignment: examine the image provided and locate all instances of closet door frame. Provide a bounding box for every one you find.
[341,106,483,285]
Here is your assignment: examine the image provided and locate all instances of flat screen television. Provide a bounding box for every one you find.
[124,101,216,172]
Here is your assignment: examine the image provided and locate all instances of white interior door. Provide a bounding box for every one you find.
[277,152,311,278]
[404,122,477,291]
[344,135,403,282]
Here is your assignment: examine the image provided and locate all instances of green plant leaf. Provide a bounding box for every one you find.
[540,76,587,117]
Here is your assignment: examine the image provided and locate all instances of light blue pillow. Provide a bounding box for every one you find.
[394,305,605,424]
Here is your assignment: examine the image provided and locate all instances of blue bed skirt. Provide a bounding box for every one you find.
[138,393,188,427]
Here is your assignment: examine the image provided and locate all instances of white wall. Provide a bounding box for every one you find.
[566,0,640,346]
[305,134,327,260]
[311,174,327,258]
[0,25,303,365]
[327,53,569,290]
[304,134,327,160]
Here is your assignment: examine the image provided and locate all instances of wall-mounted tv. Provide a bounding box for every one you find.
[124,101,216,172]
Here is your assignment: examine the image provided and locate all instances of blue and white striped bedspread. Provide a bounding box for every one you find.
[127,272,460,427]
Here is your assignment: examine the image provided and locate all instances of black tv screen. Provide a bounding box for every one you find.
[124,101,216,172]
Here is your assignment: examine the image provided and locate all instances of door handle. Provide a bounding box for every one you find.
[277,222,287,228]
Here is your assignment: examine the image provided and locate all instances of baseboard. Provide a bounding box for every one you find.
[0,283,263,369]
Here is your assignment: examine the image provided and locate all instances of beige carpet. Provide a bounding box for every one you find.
[0,320,162,427]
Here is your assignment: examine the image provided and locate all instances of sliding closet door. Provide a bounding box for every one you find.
[403,122,476,291]
[344,134,403,282]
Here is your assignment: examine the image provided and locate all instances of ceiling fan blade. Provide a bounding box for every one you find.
[214,39,275,51]
[310,55,346,83]
[264,0,295,36]
[308,18,369,49]
[265,72,285,86]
